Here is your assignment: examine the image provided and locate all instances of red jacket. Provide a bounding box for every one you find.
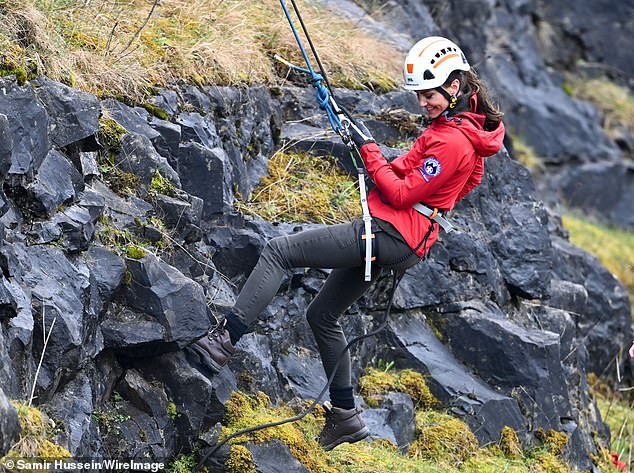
[360,100,505,257]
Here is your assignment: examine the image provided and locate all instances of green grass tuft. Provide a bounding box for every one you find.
[236,152,361,225]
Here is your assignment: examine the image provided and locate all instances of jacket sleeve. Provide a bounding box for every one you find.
[455,156,484,202]
[359,139,463,209]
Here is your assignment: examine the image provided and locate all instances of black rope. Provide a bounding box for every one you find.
[196,270,403,470]
[288,0,336,98]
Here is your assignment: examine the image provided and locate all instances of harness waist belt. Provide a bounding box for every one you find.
[412,203,455,233]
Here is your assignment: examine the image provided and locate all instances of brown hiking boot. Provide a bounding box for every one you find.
[191,320,235,373]
[318,401,370,451]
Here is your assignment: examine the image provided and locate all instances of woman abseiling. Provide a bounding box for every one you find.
[191,36,505,451]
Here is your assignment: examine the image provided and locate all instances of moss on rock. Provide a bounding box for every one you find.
[358,367,439,409]
[535,428,568,456]
[409,411,478,465]
[221,391,337,473]
[225,445,256,473]
[500,426,523,459]
[5,401,71,463]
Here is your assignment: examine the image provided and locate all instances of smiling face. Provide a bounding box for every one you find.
[416,79,461,119]
[416,89,449,119]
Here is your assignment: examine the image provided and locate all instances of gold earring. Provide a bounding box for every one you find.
[449,95,457,109]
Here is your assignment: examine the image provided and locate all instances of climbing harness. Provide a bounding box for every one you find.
[276,0,374,282]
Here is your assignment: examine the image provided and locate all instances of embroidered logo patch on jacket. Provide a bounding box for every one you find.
[418,157,442,182]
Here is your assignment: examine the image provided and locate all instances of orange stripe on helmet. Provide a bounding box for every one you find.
[418,38,446,57]
[406,63,414,74]
[433,53,459,68]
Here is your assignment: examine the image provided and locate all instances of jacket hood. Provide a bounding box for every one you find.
[451,112,505,157]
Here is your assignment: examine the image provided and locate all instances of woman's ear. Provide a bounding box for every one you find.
[451,79,461,95]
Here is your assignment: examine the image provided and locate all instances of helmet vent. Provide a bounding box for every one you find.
[423,69,435,80]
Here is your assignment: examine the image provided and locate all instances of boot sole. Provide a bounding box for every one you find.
[321,426,370,451]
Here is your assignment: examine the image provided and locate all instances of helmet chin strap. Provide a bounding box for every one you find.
[435,85,458,110]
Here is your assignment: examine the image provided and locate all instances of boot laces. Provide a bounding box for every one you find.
[207,319,227,340]
[323,404,337,431]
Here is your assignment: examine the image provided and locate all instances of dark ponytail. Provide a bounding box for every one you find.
[444,69,503,128]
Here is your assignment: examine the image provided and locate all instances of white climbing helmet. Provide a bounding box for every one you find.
[403,36,470,91]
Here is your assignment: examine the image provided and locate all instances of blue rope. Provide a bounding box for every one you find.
[279,0,343,135]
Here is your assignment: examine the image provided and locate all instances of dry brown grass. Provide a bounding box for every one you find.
[0,0,402,99]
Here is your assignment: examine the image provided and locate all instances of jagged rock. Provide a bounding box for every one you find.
[488,202,552,299]
[148,117,182,162]
[247,440,311,473]
[159,242,236,314]
[205,85,280,196]
[150,88,180,117]
[548,279,589,317]
[509,73,616,160]
[230,333,284,400]
[116,133,180,191]
[173,142,233,217]
[0,113,14,178]
[0,387,20,456]
[0,77,50,178]
[536,0,634,85]
[0,327,15,397]
[33,77,101,149]
[393,232,508,310]
[86,246,126,315]
[204,217,268,280]
[180,84,213,111]
[79,152,100,180]
[0,276,33,398]
[383,311,527,445]
[101,305,168,355]
[99,400,171,461]
[27,186,104,252]
[2,243,91,400]
[27,149,84,218]
[0,277,18,320]
[91,179,154,230]
[132,350,237,440]
[115,369,177,453]
[174,111,222,150]
[101,99,161,142]
[552,161,634,230]
[277,347,328,401]
[363,392,416,449]
[122,252,210,350]
[45,208,99,251]
[550,235,632,375]
[152,193,203,233]
[47,372,102,457]
[432,301,571,430]
[280,122,352,169]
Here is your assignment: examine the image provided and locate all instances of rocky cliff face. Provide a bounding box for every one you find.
[0,68,630,471]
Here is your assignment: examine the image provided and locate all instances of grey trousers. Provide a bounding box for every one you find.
[232,219,421,390]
